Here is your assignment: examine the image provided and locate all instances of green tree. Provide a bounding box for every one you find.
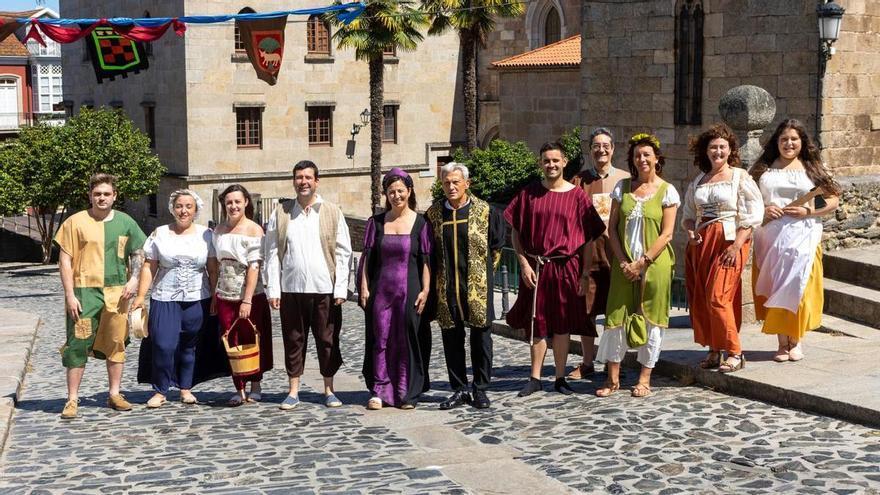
[0,108,165,262]
[559,126,583,180]
[432,139,539,203]
[327,1,428,213]
[422,0,525,153]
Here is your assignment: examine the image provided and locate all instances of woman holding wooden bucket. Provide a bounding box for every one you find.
[132,189,220,408]
[750,119,840,362]
[212,184,274,406]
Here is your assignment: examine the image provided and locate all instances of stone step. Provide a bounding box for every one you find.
[824,245,880,291]
[823,278,880,330]
[817,313,880,340]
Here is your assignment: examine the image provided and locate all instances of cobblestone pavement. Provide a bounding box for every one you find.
[1,263,879,494]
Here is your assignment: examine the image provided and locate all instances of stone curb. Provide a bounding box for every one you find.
[0,309,41,456]
[490,320,880,430]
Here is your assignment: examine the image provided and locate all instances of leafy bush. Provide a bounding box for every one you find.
[559,126,583,181]
[431,139,540,204]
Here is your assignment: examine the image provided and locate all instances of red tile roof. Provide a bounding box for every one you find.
[492,35,581,69]
[0,36,28,58]
[0,10,41,18]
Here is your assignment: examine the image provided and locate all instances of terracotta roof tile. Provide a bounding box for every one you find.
[0,10,41,18]
[0,36,28,58]
[492,35,581,69]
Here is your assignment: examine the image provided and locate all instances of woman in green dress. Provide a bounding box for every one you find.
[595,133,680,398]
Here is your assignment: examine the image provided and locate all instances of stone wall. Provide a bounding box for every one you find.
[819,0,880,176]
[580,0,880,263]
[477,0,581,145]
[822,175,880,250]
[497,68,581,153]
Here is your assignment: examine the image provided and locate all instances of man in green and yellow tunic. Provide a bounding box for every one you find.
[54,173,146,419]
[426,163,506,410]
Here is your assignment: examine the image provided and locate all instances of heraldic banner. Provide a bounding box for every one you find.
[237,15,288,85]
[85,26,149,83]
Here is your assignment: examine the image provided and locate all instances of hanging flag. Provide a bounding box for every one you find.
[236,15,287,85]
[85,26,149,83]
[0,17,22,43]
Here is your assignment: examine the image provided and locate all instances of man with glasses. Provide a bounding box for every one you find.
[567,128,630,380]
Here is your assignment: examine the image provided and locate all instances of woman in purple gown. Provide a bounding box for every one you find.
[358,168,432,410]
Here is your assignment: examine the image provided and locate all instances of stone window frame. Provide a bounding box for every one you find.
[232,7,256,63]
[307,103,334,146]
[142,11,154,58]
[142,100,156,149]
[234,104,264,149]
[544,6,562,46]
[675,0,705,126]
[382,103,399,144]
[307,15,331,55]
[525,0,567,49]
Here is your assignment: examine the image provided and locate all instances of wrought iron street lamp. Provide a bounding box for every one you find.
[817,0,845,65]
[815,0,845,149]
[347,108,371,159]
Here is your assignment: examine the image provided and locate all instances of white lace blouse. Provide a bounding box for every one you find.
[143,224,214,302]
[213,232,265,301]
[680,167,764,238]
[610,180,681,263]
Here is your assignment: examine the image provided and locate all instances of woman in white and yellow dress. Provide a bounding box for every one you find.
[750,119,840,362]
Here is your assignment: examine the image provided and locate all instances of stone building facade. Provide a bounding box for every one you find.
[476,0,581,148]
[580,0,880,250]
[60,1,463,228]
[491,36,581,153]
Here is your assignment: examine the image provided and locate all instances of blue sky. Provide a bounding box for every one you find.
[4,0,60,13]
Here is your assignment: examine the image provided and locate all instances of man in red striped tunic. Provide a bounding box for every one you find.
[505,142,606,397]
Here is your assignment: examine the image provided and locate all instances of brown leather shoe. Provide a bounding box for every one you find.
[567,363,596,380]
[60,399,79,419]
[108,393,133,411]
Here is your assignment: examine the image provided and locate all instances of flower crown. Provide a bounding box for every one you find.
[629,133,661,149]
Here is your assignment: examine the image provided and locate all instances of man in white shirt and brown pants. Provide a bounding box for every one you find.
[265,160,352,409]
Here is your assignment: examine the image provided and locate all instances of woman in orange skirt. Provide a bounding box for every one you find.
[682,123,764,373]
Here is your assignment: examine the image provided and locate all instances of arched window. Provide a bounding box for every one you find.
[544,7,561,46]
[675,0,704,125]
[307,15,331,55]
[234,7,256,53]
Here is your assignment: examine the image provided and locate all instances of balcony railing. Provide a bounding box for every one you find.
[0,112,67,131]
[0,113,33,131]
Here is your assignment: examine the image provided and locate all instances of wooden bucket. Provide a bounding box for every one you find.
[222,317,260,377]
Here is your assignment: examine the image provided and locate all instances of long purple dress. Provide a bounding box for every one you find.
[359,213,432,407]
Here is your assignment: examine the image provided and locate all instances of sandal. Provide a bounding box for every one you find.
[718,354,746,373]
[699,351,721,369]
[595,381,620,398]
[227,394,245,407]
[180,393,198,405]
[631,383,652,397]
[567,363,596,380]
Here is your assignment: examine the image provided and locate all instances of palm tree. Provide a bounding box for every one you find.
[422,0,525,153]
[327,1,428,214]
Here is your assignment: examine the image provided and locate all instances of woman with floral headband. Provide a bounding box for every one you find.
[751,119,840,362]
[596,133,679,398]
[682,123,764,373]
[132,189,222,408]
[358,168,433,410]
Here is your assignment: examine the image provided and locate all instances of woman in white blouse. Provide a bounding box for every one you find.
[133,190,218,408]
[682,123,764,373]
[750,119,840,362]
[596,133,679,398]
[212,185,274,406]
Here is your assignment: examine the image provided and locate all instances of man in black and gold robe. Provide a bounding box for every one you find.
[426,163,506,410]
